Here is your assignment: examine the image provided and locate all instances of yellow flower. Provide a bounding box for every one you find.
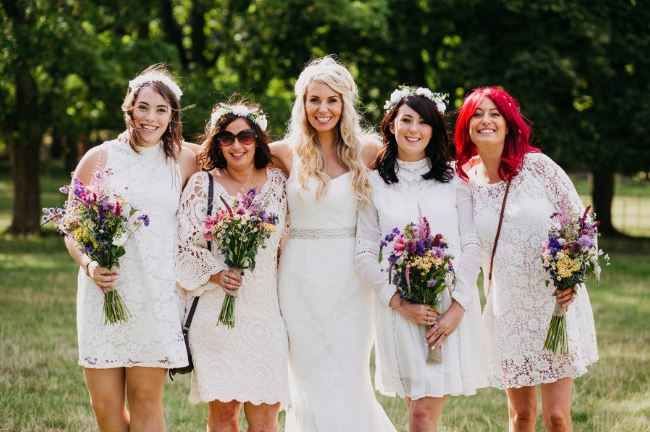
[556,251,581,279]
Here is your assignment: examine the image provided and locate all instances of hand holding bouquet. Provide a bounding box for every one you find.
[42,168,150,325]
[204,188,278,328]
[379,213,455,363]
[541,205,608,355]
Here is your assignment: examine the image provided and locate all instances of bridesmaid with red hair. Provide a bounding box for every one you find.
[454,87,598,432]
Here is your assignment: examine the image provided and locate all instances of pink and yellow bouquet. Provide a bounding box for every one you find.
[541,205,607,355]
[203,188,278,328]
[379,213,455,362]
[42,168,150,325]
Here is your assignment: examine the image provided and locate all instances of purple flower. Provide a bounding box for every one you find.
[578,234,594,249]
[137,214,150,226]
[428,279,437,288]
[406,240,417,254]
[415,240,425,256]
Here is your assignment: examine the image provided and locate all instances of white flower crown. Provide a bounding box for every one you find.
[209,103,268,131]
[128,72,183,100]
[383,86,448,113]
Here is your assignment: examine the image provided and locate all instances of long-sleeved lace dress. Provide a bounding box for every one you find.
[469,152,598,389]
[356,159,488,398]
[175,169,290,405]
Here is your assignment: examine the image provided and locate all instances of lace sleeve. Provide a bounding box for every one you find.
[175,172,228,298]
[530,153,585,215]
[450,177,481,310]
[355,198,396,306]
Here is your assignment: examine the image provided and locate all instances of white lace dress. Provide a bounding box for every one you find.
[469,152,598,389]
[356,159,488,399]
[278,160,395,431]
[77,139,188,368]
[175,169,290,406]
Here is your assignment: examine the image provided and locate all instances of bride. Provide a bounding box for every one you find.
[272,56,396,431]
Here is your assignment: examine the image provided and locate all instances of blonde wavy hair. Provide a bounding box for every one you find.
[285,56,373,201]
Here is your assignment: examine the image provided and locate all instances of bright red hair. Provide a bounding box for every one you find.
[454,86,539,181]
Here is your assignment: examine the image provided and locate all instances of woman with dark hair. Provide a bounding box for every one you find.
[356,86,487,431]
[66,64,197,431]
[455,86,597,431]
[175,102,289,432]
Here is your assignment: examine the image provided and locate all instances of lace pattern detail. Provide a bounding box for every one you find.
[469,152,598,388]
[77,139,188,368]
[177,168,290,405]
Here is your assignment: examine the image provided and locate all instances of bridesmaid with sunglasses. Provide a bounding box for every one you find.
[175,101,289,431]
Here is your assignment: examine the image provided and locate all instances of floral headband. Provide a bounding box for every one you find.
[383,85,448,113]
[209,103,268,131]
[128,72,183,100]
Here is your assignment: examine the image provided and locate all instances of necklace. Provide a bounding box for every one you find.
[223,167,257,194]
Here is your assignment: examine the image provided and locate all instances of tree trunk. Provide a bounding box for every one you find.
[7,66,42,235]
[591,169,621,237]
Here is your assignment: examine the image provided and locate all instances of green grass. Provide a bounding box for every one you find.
[1,163,649,431]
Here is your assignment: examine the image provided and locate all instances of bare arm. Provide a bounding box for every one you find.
[269,140,293,175]
[63,147,119,290]
[179,145,200,187]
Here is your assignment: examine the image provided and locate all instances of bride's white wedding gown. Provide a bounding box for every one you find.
[278,166,395,431]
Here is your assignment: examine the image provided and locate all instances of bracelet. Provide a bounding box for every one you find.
[84,260,95,277]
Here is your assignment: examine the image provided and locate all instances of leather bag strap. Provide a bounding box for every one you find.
[183,172,214,330]
[487,179,512,295]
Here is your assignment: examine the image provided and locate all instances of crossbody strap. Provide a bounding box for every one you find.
[183,172,214,330]
[487,179,512,297]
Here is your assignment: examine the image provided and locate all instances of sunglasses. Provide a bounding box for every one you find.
[216,129,257,147]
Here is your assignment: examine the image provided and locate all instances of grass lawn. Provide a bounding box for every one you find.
[1,163,649,431]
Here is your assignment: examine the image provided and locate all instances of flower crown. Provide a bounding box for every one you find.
[128,72,183,100]
[384,86,448,113]
[209,103,268,131]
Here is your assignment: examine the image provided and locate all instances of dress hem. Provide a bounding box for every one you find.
[489,356,599,389]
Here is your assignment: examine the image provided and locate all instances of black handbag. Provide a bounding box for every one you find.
[169,172,214,380]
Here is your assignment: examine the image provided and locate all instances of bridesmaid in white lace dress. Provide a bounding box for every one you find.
[271,56,395,431]
[356,87,487,432]
[64,65,197,431]
[454,87,598,431]
[176,102,289,431]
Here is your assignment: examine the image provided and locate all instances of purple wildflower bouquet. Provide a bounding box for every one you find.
[379,213,455,363]
[203,188,278,328]
[541,205,607,355]
[42,168,150,325]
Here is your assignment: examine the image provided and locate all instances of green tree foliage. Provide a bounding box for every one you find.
[1,0,648,235]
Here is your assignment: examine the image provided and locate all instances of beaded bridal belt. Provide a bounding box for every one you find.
[289,227,356,239]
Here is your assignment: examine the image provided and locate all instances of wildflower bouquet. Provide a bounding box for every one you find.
[379,213,455,363]
[42,168,150,324]
[203,188,278,328]
[541,205,607,355]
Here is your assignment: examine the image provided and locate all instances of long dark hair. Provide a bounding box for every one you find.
[376,95,453,184]
[196,110,272,171]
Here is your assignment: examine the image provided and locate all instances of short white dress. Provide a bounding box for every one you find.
[175,169,290,406]
[469,152,598,389]
[356,159,488,398]
[77,139,188,368]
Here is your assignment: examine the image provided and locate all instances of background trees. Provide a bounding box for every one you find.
[1,0,647,235]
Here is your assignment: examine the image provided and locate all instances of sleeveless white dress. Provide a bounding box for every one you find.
[175,169,290,406]
[356,160,488,398]
[77,139,188,368]
[278,159,395,432]
[469,152,598,389]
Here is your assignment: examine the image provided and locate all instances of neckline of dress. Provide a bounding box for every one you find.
[214,167,274,199]
[396,158,430,175]
[131,140,163,156]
